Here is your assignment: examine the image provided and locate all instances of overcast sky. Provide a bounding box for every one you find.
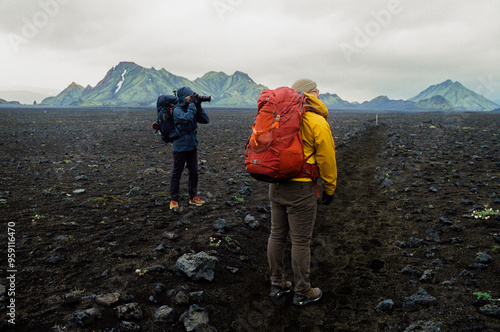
[1,0,499,103]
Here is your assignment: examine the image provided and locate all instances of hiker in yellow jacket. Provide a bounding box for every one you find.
[267,78,337,306]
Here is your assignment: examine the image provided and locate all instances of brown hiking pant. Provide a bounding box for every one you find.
[267,181,317,294]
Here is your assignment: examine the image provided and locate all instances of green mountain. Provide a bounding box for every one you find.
[409,79,498,111]
[193,71,267,106]
[42,82,85,106]
[0,98,21,105]
[79,62,193,106]
[319,93,352,110]
[332,94,457,112]
[41,62,266,107]
[358,95,416,111]
[416,95,455,111]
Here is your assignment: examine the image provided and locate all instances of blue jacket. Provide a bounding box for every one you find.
[172,87,210,152]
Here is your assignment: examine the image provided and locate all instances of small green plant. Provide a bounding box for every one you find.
[52,324,66,331]
[234,196,244,203]
[91,195,131,206]
[209,237,221,247]
[472,208,500,220]
[72,287,85,294]
[473,292,500,301]
[210,236,237,247]
[492,245,500,253]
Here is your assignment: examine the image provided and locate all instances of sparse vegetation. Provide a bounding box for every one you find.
[472,208,500,220]
[90,195,131,206]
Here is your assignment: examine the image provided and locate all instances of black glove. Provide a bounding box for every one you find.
[321,192,334,205]
[190,93,201,104]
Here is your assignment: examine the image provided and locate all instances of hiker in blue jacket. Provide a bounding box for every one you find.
[169,86,210,210]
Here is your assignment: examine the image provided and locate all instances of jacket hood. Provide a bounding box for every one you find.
[304,93,329,119]
[176,86,195,101]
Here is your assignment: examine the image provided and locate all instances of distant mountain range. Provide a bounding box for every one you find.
[0,98,20,105]
[2,62,498,111]
[321,80,497,112]
[409,80,499,111]
[311,79,497,111]
[41,62,267,108]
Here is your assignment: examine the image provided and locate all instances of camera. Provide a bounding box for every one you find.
[198,95,211,102]
[191,93,211,103]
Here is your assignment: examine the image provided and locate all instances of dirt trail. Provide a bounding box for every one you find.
[314,126,397,331]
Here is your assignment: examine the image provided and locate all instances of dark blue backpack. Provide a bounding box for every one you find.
[152,95,180,143]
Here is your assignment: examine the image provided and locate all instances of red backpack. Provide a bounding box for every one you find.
[245,87,319,182]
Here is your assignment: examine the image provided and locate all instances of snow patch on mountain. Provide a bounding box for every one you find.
[114,69,127,94]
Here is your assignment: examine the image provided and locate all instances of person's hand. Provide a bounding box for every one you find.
[321,191,334,205]
[189,93,200,104]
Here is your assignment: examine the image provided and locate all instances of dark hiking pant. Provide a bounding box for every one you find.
[170,149,198,201]
[267,181,317,294]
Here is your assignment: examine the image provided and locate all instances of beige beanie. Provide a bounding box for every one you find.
[291,78,317,93]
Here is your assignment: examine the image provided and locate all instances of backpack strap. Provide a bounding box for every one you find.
[298,156,320,198]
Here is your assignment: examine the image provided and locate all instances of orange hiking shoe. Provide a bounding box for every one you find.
[189,196,204,206]
[293,287,322,306]
[170,200,179,210]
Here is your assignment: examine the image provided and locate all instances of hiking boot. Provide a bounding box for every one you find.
[293,287,322,306]
[269,281,293,300]
[189,196,204,206]
[170,200,179,210]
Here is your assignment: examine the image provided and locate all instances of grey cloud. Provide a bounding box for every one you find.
[1,0,499,102]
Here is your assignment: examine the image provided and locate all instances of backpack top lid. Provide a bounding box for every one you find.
[257,86,304,110]
[157,95,178,113]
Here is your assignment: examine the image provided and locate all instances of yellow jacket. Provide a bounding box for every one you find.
[291,93,337,195]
